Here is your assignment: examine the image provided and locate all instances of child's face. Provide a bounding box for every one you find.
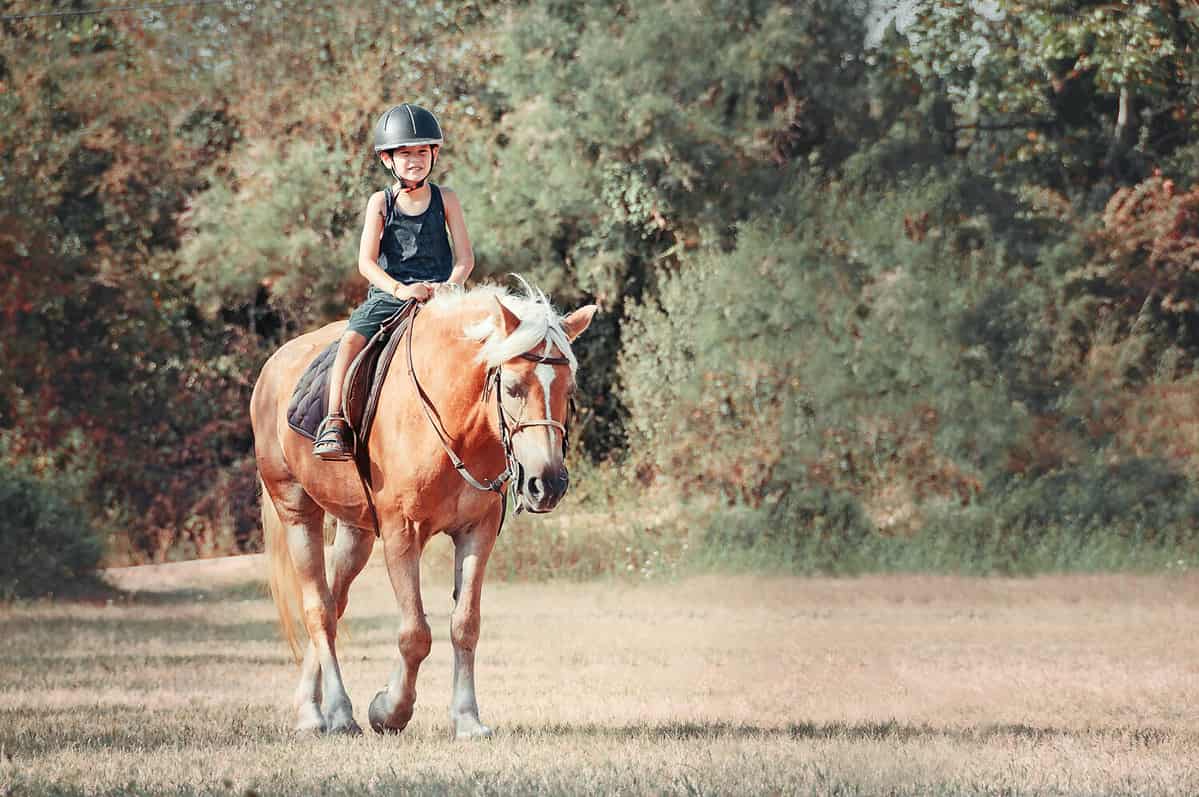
[382,145,433,182]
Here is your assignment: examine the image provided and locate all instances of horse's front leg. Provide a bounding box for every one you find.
[449,519,498,740]
[369,528,431,734]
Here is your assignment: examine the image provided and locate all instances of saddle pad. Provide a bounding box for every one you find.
[285,303,415,444]
[286,341,338,441]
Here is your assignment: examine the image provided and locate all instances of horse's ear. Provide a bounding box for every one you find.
[495,297,522,337]
[562,305,598,342]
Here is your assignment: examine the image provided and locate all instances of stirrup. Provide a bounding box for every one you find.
[313,414,355,461]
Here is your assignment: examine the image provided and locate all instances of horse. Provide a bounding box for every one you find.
[250,283,596,737]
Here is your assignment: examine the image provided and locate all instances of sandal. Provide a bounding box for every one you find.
[313,414,355,461]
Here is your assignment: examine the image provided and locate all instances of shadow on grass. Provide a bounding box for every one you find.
[13,574,127,604]
[0,651,284,672]
[503,719,1182,746]
[0,613,283,645]
[111,580,271,605]
[1,713,1183,758]
[1,577,269,608]
[0,705,283,756]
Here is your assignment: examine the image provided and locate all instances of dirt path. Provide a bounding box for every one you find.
[2,555,1197,795]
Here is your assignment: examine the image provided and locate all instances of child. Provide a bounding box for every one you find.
[313,103,475,460]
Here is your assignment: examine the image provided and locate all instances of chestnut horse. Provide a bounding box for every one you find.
[251,284,596,737]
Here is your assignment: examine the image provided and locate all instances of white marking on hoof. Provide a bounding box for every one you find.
[323,699,360,736]
[453,715,494,740]
[295,702,326,735]
[327,716,362,736]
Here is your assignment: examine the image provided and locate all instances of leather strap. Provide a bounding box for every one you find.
[406,305,515,494]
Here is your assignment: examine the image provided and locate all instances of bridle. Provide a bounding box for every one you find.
[404,305,573,519]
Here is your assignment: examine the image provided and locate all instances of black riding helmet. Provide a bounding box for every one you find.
[373,103,443,191]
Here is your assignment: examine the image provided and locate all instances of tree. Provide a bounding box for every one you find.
[456,0,876,455]
[880,0,1199,190]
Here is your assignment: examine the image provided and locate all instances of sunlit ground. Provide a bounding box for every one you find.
[1,549,1197,795]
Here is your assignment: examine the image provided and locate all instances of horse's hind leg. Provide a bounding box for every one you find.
[294,520,375,732]
[328,519,375,619]
[283,508,361,735]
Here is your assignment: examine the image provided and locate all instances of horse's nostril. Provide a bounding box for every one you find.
[527,477,543,499]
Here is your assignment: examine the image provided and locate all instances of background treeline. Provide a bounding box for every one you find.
[3,0,1199,593]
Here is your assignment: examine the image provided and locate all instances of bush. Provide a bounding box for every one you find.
[619,172,1199,574]
[0,460,103,600]
[987,458,1199,538]
[690,458,1199,576]
[699,488,875,575]
[176,139,361,331]
[912,458,1199,574]
[620,177,1029,538]
[1059,174,1199,373]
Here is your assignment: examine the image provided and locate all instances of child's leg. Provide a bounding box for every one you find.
[313,330,369,460]
[327,330,368,416]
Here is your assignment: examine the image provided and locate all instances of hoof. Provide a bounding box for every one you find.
[368,690,411,735]
[453,715,494,741]
[295,702,326,735]
[324,699,361,736]
[327,716,363,736]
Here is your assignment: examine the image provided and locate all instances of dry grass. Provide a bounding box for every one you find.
[1,547,1197,795]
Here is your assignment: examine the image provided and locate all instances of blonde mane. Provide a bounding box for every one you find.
[426,281,578,372]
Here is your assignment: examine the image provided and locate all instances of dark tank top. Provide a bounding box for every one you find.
[373,184,453,291]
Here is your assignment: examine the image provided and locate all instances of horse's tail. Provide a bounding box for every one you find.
[261,477,304,663]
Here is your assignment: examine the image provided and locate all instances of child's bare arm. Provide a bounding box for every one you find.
[441,188,475,287]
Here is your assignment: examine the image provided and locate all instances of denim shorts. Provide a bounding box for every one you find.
[345,291,410,339]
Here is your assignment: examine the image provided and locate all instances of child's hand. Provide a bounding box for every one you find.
[403,283,434,302]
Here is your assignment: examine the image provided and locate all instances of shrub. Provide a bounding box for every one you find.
[1053,174,1199,390]
[619,173,1199,574]
[0,460,103,600]
[1066,174,1199,326]
[176,140,361,331]
[914,457,1199,574]
[620,177,1029,544]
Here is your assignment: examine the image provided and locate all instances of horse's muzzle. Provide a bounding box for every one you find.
[521,466,569,513]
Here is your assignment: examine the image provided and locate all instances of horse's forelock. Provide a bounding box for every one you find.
[432,283,576,372]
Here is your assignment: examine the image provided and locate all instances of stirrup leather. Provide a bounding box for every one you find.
[313,414,355,461]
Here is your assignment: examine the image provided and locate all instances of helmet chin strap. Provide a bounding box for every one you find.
[391,169,425,192]
[386,146,439,193]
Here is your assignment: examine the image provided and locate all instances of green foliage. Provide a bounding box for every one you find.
[178,140,360,330]
[983,458,1199,538]
[621,171,1199,573]
[5,0,1199,573]
[457,0,876,455]
[884,0,1199,189]
[689,459,1199,577]
[621,176,1030,521]
[0,457,103,600]
[462,0,877,295]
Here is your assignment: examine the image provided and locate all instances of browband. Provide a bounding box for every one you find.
[520,352,572,366]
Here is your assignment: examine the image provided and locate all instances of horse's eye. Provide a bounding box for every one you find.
[505,380,527,399]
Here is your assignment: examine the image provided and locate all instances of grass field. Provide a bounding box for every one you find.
[1,544,1197,795]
